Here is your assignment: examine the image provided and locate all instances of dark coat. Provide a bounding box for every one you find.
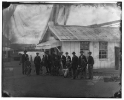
[21,54,29,63]
[78,55,87,67]
[44,54,51,65]
[55,55,60,67]
[71,55,78,69]
[51,54,57,66]
[51,54,56,63]
[34,56,41,65]
[87,56,94,66]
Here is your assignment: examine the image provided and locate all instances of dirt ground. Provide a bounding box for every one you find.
[2,61,120,97]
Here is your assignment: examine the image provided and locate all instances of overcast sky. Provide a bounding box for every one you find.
[3,4,121,44]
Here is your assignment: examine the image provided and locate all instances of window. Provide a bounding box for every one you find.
[99,41,108,59]
[80,41,89,51]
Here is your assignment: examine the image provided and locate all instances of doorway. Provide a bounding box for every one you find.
[115,47,120,70]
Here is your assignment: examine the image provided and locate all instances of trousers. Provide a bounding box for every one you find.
[22,62,26,74]
[35,64,40,75]
[72,68,77,79]
[88,64,93,79]
[46,64,51,73]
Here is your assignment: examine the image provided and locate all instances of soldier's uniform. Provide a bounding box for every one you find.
[34,53,41,75]
[51,52,57,75]
[71,52,78,79]
[87,52,94,79]
[21,50,29,74]
[78,51,87,78]
[55,54,60,75]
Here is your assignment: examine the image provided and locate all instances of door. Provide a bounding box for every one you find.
[115,47,120,70]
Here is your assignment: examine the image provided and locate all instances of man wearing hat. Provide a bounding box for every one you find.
[87,51,94,79]
[34,52,41,75]
[21,50,29,74]
[78,51,87,79]
[51,51,59,75]
[44,51,51,74]
[71,52,78,79]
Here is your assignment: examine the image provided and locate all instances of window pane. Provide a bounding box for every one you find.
[104,55,107,58]
[99,51,102,55]
[102,55,105,58]
[102,51,106,54]
[105,45,107,49]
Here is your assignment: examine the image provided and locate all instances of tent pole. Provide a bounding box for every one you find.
[56,47,60,52]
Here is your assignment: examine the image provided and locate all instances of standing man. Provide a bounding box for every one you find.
[44,51,51,74]
[34,53,41,75]
[78,51,87,79]
[51,51,57,75]
[71,52,78,79]
[65,52,71,77]
[21,50,29,75]
[87,52,94,79]
[54,53,60,76]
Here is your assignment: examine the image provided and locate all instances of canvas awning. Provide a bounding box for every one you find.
[36,40,61,49]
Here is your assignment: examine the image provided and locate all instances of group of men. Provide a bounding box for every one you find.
[20,50,94,80]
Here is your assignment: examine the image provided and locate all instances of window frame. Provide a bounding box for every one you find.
[80,41,90,51]
[99,41,108,59]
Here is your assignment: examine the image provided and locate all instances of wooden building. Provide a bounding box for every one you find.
[37,24,120,69]
[37,4,120,69]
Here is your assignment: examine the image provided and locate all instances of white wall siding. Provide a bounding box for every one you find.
[108,42,115,68]
[62,41,80,58]
[91,41,120,69]
[107,42,120,68]
[90,42,100,69]
[62,41,120,69]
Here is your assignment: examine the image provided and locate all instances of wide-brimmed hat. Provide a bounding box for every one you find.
[80,51,84,53]
[65,52,68,54]
[72,52,76,54]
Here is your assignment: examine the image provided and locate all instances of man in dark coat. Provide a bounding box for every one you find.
[21,50,29,75]
[87,52,94,79]
[51,51,58,75]
[54,53,60,76]
[71,52,78,79]
[34,53,41,75]
[78,51,87,79]
[44,51,51,74]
